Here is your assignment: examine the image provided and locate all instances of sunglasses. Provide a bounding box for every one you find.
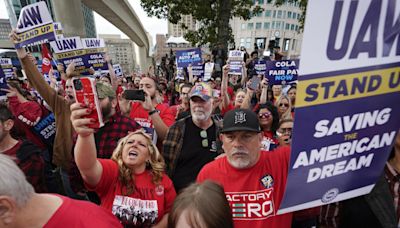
[259,112,271,119]
[277,128,293,135]
[200,130,208,148]
[279,103,289,107]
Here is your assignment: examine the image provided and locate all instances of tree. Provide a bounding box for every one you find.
[140,0,263,61]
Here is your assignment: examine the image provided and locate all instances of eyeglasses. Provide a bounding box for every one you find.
[279,103,289,107]
[277,128,293,135]
[259,112,271,119]
[200,130,208,148]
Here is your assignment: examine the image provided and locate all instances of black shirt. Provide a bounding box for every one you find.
[172,118,218,192]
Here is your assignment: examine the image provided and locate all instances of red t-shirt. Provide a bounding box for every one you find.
[262,131,279,151]
[44,194,122,228]
[221,103,235,116]
[129,102,174,128]
[87,159,176,227]
[197,147,293,228]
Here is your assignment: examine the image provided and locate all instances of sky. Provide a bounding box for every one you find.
[0,0,168,45]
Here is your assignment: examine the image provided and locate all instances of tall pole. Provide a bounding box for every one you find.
[4,0,18,28]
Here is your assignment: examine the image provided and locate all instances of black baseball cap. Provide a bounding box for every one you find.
[221,109,261,133]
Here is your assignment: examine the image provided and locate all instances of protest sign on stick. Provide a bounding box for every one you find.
[278,0,400,214]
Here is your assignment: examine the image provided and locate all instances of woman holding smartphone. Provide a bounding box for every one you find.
[71,103,176,228]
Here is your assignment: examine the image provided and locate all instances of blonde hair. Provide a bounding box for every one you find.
[275,94,292,120]
[111,129,165,195]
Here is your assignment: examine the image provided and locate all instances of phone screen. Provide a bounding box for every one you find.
[249,76,261,90]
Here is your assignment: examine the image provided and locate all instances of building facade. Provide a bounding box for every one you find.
[99,34,137,75]
[81,2,97,38]
[231,0,303,58]
[168,15,196,37]
[0,19,12,41]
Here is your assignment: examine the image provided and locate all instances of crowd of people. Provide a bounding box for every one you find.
[0,30,399,228]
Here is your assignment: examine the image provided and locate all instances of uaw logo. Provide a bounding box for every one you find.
[226,189,275,220]
[321,188,339,203]
[234,111,246,124]
[260,175,274,189]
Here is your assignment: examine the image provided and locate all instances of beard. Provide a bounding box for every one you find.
[191,107,212,122]
[227,148,254,169]
[101,101,112,119]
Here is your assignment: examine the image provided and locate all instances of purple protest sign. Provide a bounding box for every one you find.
[176,48,202,79]
[50,37,90,75]
[82,38,108,71]
[15,2,56,48]
[192,63,204,78]
[0,58,14,78]
[254,59,267,75]
[278,0,400,215]
[0,67,7,99]
[228,50,244,75]
[265,60,299,85]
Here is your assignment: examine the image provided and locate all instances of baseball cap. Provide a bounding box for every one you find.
[221,109,261,133]
[96,81,116,99]
[190,82,213,101]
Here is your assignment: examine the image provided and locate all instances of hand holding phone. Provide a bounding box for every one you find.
[72,77,104,129]
[248,76,261,90]
[123,89,145,101]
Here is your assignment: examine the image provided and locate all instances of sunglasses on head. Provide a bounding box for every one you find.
[279,103,289,107]
[259,112,271,118]
[200,130,208,148]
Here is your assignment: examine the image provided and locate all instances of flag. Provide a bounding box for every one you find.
[41,43,52,74]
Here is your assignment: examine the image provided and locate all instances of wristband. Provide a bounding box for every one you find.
[148,109,159,116]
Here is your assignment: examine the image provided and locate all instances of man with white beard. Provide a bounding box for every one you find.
[163,82,223,192]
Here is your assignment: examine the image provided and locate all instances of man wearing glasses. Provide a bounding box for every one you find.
[163,82,222,192]
[197,109,292,228]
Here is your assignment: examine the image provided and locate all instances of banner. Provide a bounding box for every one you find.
[113,64,123,77]
[278,0,400,215]
[50,37,90,75]
[82,38,108,71]
[228,50,244,75]
[53,22,63,39]
[176,48,202,79]
[265,60,299,85]
[254,59,267,76]
[0,58,14,78]
[15,2,56,48]
[0,67,7,99]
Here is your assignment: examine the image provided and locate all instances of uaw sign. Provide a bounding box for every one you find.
[228,51,244,75]
[278,0,400,215]
[0,58,13,78]
[50,37,90,75]
[15,2,56,48]
[113,64,123,77]
[53,22,64,39]
[82,38,108,71]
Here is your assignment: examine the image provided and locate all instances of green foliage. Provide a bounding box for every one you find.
[140,0,263,48]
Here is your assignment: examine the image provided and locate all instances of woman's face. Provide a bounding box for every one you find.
[288,88,296,102]
[235,91,246,106]
[258,108,273,129]
[121,134,151,172]
[100,77,111,85]
[278,98,290,115]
